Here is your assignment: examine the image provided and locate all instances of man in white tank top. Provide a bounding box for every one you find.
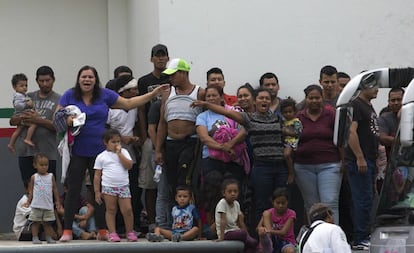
[154,58,205,228]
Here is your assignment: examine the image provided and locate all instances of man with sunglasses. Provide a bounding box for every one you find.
[344,72,379,251]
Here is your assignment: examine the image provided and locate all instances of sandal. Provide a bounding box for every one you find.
[146,233,164,242]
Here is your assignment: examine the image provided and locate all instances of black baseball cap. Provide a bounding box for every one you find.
[151,44,168,57]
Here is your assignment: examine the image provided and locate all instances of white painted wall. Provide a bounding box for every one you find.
[0,0,110,108]
[157,0,414,110]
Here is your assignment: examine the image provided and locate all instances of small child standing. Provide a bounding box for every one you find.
[93,129,138,242]
[24,153,61,244]
[280,98,303,185]
[257,188,296,253]
[215,179,257,253]
[8,73,37,153]
[146,185,200,242]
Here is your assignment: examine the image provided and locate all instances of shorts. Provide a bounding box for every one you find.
[138,139,157,189]
[101,185,131,198]
[28,208,56,222]
[275,238,295,252]
[171,229,187,235]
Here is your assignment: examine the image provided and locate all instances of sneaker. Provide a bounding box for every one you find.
[59,234,73,242]
[127,231,138,242]
[108,232,121,242]
[148,223,157,233]
[146,233,164,242]
[172,233,182,242]
[47,238,56,244]
[32,238,42,244]
[352,240,370,250]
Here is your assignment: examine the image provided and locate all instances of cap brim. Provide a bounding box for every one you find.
[162,68,178,75]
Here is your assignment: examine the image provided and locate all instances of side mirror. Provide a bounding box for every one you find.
[400,103,414,147]
[334,106,353,147]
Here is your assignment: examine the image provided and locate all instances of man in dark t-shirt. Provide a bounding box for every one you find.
[378,87,404,157]
[345,73,379,250]
[136,44,169,231]
[138,44,170,117]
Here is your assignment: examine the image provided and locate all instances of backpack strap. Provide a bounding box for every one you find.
[299,222,322,253]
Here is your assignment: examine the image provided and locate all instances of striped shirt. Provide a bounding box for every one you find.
[241,111,284,162]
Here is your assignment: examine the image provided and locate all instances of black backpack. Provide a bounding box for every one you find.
[298,222,322,253]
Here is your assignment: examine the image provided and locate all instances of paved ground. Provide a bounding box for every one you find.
[0,233,15,241]
[0,234,244,253]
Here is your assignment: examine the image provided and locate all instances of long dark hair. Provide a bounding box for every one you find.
[73,65,101,103]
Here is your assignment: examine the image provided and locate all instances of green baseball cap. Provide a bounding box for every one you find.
[162,58,190,75]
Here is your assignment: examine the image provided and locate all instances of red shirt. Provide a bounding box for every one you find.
[295,107,340,164]
[224,93,237,106]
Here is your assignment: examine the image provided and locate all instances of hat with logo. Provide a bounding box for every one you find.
[162,58,190,75]
[151,44,168,57]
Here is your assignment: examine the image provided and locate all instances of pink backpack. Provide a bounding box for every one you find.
[208,106,251,174]
[208,125,246,164]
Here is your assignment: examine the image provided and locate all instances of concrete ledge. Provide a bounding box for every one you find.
[0,239,244,253]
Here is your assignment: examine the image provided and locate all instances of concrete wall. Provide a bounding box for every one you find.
[1,0,414,232]
[2,0,414,111]
[156,0,414,110]
[0,0,111,105]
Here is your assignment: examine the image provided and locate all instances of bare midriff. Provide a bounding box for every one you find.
[167,120,196,140]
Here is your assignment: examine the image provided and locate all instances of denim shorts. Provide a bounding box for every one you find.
[102,185,131,198]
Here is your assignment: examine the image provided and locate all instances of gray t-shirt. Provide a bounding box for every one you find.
[15,90,61,160]
[13,92,31,113]
[378,111,398,137]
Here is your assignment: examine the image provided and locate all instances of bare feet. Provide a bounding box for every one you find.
[7,144,16,154]
[80,232,95,240]
[24,139,35,147]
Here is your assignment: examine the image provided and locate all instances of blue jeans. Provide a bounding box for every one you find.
[72,206,96,238]
[250,160,288,228]
[294,162,342,224]
[155,166,172,229]
[346,159,375,243]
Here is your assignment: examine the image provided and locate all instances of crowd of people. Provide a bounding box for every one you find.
[9,43,403,252]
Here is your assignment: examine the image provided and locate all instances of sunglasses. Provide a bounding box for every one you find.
[361,73,378,89]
